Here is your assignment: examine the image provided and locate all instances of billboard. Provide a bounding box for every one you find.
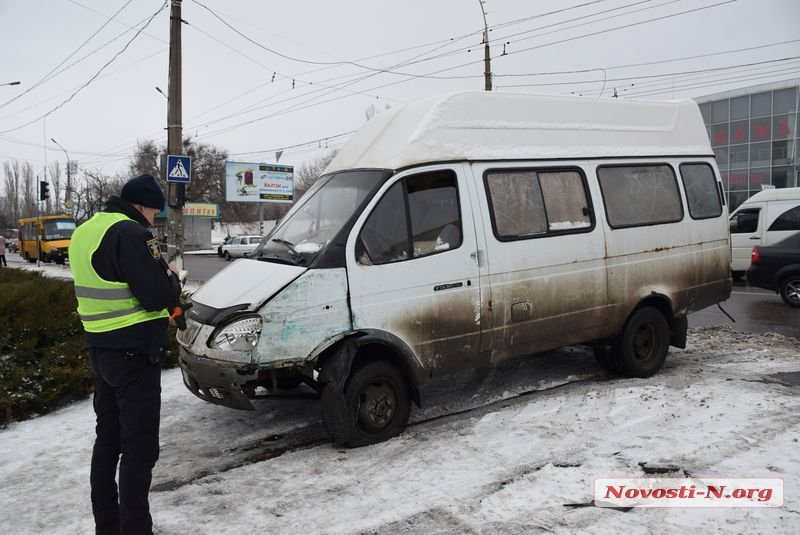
[225,161,294,203]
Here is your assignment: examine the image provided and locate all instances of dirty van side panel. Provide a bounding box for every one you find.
[256,268,351,366]
[596,159,730,328]
[474,163,611,360]
[346,164,486,374]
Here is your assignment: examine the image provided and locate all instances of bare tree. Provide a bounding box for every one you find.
[73,170,125,222]
[294,150,338,194]
[3,159,22,225]
[21,162,35,218]
[129,139,162,179]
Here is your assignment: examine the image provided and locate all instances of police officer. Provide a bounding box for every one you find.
[69,174,181,535]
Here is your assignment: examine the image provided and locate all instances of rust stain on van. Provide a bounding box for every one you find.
[383,293,488,374]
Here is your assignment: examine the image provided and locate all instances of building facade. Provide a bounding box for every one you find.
[694,79,799,211]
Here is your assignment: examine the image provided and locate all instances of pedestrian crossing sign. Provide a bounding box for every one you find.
[167,155,191,183]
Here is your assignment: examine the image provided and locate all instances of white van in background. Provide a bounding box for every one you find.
[729,187,800,275]
[177,92,732,447]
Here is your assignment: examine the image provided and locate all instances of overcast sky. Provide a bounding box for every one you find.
[1,0,798,181]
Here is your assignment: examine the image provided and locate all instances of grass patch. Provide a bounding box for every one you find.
[0,269,180,426]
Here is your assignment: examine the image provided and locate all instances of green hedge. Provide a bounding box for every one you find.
[0,269,180,426]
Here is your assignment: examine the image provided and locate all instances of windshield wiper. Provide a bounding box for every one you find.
[271,238,298,256]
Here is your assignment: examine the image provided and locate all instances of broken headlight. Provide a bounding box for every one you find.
[210,315,263,352]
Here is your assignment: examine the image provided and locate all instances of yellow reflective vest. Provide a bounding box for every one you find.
[69,212,169,333]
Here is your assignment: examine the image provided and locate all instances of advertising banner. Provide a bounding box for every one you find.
[225,161,294,203]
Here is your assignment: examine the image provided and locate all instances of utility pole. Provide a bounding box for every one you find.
[478,0,492,91]
[167,0,184,270]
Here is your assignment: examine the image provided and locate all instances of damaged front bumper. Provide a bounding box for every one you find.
[178,347,258,410]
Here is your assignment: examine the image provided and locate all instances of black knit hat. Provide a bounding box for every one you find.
[120,174,165,210]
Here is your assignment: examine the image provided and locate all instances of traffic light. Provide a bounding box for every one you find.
[39,180,49,201]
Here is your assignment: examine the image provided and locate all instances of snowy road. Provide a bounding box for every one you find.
[2,326,798,534]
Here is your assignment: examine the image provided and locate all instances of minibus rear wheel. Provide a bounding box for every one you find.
[322,360,411,447]
[612,307,669,378]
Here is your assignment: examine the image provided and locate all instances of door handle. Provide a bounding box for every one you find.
[749,236,760,240]
[434,282,464,292]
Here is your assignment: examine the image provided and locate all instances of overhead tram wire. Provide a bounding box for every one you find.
[0,1,168,135]
[0,0,135,111]
[622,65,800,98]
[609,59,800,94]
[48,1,753,171]
[0,47,168,123]
[195,2,746,140]
[495,56,800,90]
[493,38,800,79]
[80,0,695,160]
[498,0,740,60]
[67,0,169,44]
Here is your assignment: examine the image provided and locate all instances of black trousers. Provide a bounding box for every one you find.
[0,253,6,266]
[90,346,161,535]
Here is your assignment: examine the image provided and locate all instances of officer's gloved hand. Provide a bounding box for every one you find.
[170,302,193,331]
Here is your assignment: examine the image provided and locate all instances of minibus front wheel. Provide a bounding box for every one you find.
[321,359,411,448]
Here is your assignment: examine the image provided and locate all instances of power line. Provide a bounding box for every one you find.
[75,0,671,164]
[0,1,168,135]
[0,0,134,111]
[495,56,800,89]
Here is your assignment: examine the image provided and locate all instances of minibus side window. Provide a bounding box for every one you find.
[768,205,800,231]
[730,209,759,233]
[679,163,723,219]
[357,182,409,265]
[597,164,683,228]
[407,173,462,257]
[485,169,592,240]
[357,170,462,265]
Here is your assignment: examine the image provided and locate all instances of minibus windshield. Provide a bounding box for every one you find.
[252,170,388,265]
[43,219,76,241]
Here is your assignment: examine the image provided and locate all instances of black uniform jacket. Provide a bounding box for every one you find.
[84,197,180,349]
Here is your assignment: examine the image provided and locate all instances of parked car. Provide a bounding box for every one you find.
[747,234,800,307]
[220,235,263,260]
[216,236,232,257]
[177,92,732,448]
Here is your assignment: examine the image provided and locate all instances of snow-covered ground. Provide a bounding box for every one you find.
[1,324,798,534]
[4,254,799,532]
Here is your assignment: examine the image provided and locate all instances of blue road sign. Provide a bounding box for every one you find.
[167,155,191,183]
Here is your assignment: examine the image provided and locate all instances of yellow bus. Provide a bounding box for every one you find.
[18,215,76,264]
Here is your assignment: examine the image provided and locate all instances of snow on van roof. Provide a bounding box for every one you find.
[325,92,713,173]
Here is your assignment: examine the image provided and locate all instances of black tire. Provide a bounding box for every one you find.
[731,270,745,280]
[321,360,411,448]
[780,276,800,307]
[593,345,618,373]
[224,251,231,261]
[611,307,670,378]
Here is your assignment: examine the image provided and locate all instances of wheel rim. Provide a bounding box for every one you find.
[356,378,397,435]
[632,322,662,364]
[786,280,800,304]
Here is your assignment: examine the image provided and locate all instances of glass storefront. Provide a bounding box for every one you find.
[697,83,799,210]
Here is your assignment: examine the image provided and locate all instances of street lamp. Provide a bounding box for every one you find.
[1,81,21,87]
[50,137,73,209]
[155,86,168,100]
